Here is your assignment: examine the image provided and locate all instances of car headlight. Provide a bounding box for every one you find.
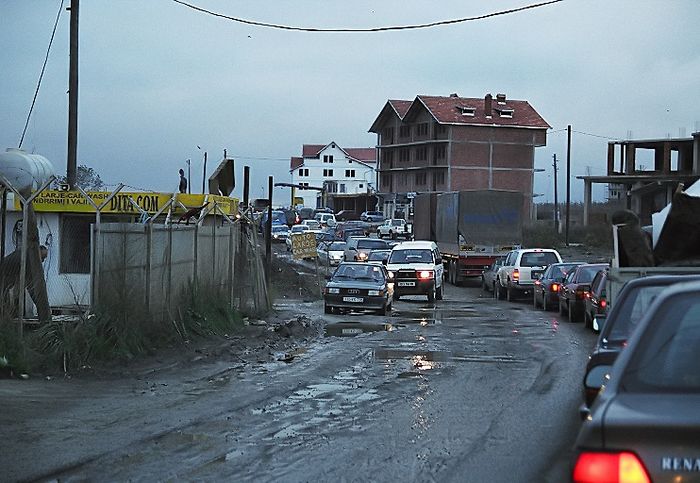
[388,271,395,279]
[327,288,340,294]
[368,290,384,296]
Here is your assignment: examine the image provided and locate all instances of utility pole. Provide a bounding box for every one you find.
[566,125,572,246]
[265,176,273,285]
[553,153,559,233]
[243,166,250,208]
[186,159,191,194]
[66,0,79,188]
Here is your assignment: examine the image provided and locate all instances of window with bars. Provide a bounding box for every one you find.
[345,169,355,177]
[399,148,410,163]
[323,169,334,177]
[415,172,427,186]
[417,123,429,137]
[416,147,427,161]
[399,125,411,139]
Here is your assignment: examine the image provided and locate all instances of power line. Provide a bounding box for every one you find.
[18,0,65,149]
[172,0,564,33]
[572,129,617,140]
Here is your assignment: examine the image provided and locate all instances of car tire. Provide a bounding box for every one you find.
[542,295,549,311]
[569,303,581,323]
[391,231,396,240]
[495,280,503,300]
[506,284,514,302]
[377,231,382,239]
[378,303,387,316]
[324,304,332,314]
[492,282,497,298]
[482,276,488,291]
[427,286,436,303]
[393,293,400,302]
[559,298,566,315]
[533,291,539,308]
[436,284,443,300]
[584,311,592,329]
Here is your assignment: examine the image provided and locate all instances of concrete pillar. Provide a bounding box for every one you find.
[663,142,671,174]
[583,179,592,227]
[625,143,636,174]
[607,143,615,174]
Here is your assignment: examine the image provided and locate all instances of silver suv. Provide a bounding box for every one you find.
[495,248,562,301]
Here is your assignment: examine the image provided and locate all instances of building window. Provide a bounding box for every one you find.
[359,183,364,189]
[497,109,514,118]
[60,214,92,274]
[436,124,447,136]
[399,173,407,186]
[416,147,427,161]
[399,148,410,163]
[298,168,309,177]
[435,170,445,185]
[323,169,334,177]
[300,182,309,188]
[381,175,390,188]
[382,127,394,144]
[340,183,346,193]
[323,155,334,163]
[345,169,355,177]
[399,125,411,139]
[383,150,394,168]
[415,172,427,186]
[460,106,476,116]
[417,123,429,137]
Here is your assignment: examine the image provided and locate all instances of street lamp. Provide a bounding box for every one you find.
[185,158,191,194]
[197,145,207,194]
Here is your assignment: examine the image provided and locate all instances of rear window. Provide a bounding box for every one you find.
[358,239,388,250]
[327,242,345,250]
[578,266,604,283]
[391,220,404,226]
[548,263,579,279]
[520,252,559,267]
[622,293,700,393]
[389,249,433,264]
[607,285,666,342]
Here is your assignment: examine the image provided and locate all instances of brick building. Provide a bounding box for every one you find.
[368,93,549,218]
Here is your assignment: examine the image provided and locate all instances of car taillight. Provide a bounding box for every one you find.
[600,299,607,309]
[512,269,520,281]
[418,270,434,279]
[551,283,559,292]
[573,451,650,483]
[534,280,541,286]
[576,287,589,300]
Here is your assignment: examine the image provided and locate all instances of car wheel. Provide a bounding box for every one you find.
[377,231,382,239]
[584,311,592,329]
[533,291,539,308]
[324,304,332,314]
[481,276,488,291]
[506,284,514,302]
[495,280,503,300]
[492,282,497,298]
[568,303,580,323]
[559,298,566,315]
[393,293,400,302]
[427,286,436,303]
[542,295,549,311]
[378,303,387,316]
[436,283,443,300]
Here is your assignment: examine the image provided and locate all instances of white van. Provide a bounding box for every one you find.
[314,212,336,227]
[386,241,444,302]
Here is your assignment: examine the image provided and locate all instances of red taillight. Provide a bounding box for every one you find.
[534,280,541,286]
[418,270,434,279]
[573,451,650,483]
[551,283,559,292]
[513,269,520,281]
[576,287,589,300]
[600,299,607,309]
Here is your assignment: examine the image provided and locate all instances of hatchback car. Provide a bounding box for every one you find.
[360,211,384,223]
[558,263,609,323]
[323,262,393,315]
[270,224,289,243]
[573,280,700,483]
[532,262,584,311]
[344,237,389,262]
[583,269,608,330]
[317,241,345,266]
[481,257,506,293]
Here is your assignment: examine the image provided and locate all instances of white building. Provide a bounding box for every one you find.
[289,142,376,208]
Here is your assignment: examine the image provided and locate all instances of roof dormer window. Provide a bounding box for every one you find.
[459,106,475,116]
[497,108,514,118]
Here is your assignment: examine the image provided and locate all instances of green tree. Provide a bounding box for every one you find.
[55,165,104,191]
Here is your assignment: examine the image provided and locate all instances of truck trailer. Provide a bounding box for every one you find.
[416,190,524,285]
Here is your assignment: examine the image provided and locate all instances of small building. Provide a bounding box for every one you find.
[369,93,550,219]
[289,142,376,208]
[579,133,700,225]
[2,189,237,314]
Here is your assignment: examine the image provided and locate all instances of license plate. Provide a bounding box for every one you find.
[343,296,364,303]
[398,281,415,287]
[342,328,363,335]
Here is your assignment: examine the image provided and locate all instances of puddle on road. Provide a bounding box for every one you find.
[324,322,393,337]
[374,348,523,365]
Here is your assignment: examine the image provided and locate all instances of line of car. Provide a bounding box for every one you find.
[483,248,700,482]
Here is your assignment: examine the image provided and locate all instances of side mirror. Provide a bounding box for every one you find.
[592,315,607,332]
[325,274,331,281]
[382,259,388,266]
[435,257,442,264]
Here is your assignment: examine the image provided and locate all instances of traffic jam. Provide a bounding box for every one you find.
[272,185,700,483]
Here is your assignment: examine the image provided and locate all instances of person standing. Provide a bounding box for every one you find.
[178,169,188,194]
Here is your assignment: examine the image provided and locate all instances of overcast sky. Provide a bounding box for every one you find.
[2,0,699,205]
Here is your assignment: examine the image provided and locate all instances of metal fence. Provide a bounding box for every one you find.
[0,177,268,336]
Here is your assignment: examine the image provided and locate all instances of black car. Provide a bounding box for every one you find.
[581,274,700,410]
[573,280,700,483]
[323,262,393,315]
[558,263,609,323]
[367,249,391,266]
[583,269,608,330]
[532,262,583,310]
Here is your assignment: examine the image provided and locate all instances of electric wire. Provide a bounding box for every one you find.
[18,0,65,149]
[172,0,563,33]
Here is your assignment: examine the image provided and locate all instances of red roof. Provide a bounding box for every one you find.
[370,94,550,132]
[302,144,326,157]
[345,148,376,162]
[290,156,303,170]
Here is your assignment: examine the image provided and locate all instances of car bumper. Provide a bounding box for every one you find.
[324,295,388,310]
[393,279,435,295]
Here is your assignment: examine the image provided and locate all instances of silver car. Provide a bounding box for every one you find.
[573,280,700,483]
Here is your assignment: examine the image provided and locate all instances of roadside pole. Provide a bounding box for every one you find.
[566,125,572,246]
[265,176,272,285]
[553,153,559,233]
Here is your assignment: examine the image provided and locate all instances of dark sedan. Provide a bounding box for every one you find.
[583,269,607,330]
[323,262,393,315]
[532,262,583,310]
[558,263,609,323]
[581,274,700,410]
[482,257,505,293]
[573,280,700,483]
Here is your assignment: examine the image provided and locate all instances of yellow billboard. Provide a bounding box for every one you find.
[17,190,238,215]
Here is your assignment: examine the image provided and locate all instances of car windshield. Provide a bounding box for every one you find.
[547,263,579,279]
[621,293,700,393]
[391,220,404,226]
[327,242,345,251]
[389,249,432,264]
[520,252,559,267]
[291,226,308,233]
[607,285,667,342]
[357,240,387,250]
[304,221,320,229]
[577,265,605,283]
[272,226,287,232]
[368,251,389,261]
[333,264,385,282]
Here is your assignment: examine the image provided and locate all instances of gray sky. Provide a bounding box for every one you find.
[2,0,699,205]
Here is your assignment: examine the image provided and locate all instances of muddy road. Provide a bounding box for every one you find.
[1,273,595,482]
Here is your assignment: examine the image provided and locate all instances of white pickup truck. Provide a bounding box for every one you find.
[377,219,412,240]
